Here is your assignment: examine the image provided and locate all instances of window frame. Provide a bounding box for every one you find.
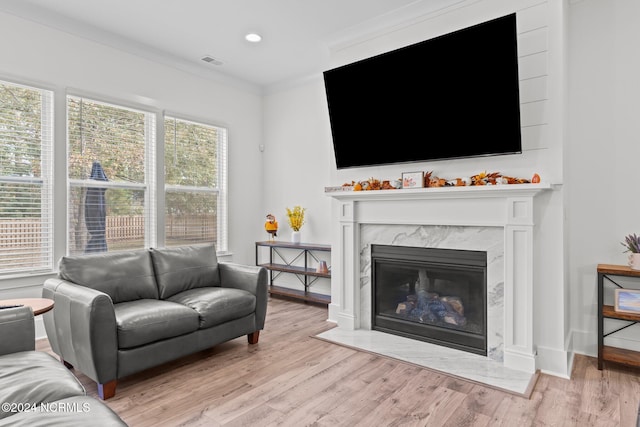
[0,79,54,276]
[66,93,157,255]
[163,113,228,253]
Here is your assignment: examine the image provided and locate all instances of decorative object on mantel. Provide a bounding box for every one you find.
[264,214,278,241]
[402,172,424,189]
[286,206,305,244]
[354,177,385,191]
[622,233,640,270]
[324,184,356,192]
[424,170,535,187]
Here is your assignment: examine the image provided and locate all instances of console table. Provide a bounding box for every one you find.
[255,241,331,305]
[597,264,640,370]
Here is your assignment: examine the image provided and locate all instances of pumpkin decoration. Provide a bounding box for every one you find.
[366,177,381,191]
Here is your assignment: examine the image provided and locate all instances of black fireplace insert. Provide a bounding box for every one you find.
[371,244,487,355]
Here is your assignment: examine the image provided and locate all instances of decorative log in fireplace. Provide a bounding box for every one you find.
[371,244,487,355]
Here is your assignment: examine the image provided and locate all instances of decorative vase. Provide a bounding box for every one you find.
[316,260,328,274]
[291,231,301,244]
[629,253,640,270]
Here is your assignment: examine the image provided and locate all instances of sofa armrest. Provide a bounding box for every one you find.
[219,262,268,329]
[0,306,35,355]
[42,278,118,384]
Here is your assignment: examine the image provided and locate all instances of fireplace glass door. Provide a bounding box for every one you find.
[371,244,487,355]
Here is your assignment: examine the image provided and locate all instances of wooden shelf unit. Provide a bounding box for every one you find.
[255,241,331,305]
[597,263,640,370]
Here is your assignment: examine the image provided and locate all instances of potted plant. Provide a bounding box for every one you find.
[621,233,640,270]
[286,206,305,243]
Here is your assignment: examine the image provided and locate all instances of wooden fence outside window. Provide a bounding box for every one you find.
[1,215,217,270]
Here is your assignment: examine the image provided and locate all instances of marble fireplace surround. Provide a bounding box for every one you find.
[322,184,551,391]
[361,223,504,360]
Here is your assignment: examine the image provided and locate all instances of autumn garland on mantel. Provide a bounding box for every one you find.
[342,171,541,191]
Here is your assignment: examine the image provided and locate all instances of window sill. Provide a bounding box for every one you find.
[0,270,57,290]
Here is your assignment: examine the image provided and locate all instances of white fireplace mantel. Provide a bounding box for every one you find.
[326,183,553,373]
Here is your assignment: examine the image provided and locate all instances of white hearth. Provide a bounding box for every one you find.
[322,184,551,392]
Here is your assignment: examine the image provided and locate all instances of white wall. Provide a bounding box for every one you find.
[0,11,263,305]
[568,0,640,356]
[264,0,572,376]
[261,79,334,295]
[262,78,333,245]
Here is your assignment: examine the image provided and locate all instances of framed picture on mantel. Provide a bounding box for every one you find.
[614,288,640,314]
[402,172,424,189]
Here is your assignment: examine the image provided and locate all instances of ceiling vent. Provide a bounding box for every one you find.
[201,56,223,66]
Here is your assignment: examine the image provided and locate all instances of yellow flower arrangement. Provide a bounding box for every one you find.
[286,206,306,232]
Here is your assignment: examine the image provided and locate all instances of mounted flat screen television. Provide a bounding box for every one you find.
[323,13,522,169]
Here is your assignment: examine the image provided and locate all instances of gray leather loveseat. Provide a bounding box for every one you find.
[42,243,268,399]
[0,306,127,426]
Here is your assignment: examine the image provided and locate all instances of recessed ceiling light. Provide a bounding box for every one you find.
[245,33,262,43]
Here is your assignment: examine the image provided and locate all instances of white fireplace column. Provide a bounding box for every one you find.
[331,199,360,330]
[327,184,551,373]
[503,196,537,372]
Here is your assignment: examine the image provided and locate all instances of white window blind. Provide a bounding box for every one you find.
[164,116,227,251]
[0,80,53,274]
[67,96,155,255]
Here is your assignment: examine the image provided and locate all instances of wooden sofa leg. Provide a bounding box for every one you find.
[97,380,117,400]
[247,331,260,344]
[61,358,73,369]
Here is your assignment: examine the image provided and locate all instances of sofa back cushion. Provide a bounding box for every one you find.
[150,244,221,299]
[58,250,159,303]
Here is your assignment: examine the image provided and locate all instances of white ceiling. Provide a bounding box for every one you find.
[0,0,467,90]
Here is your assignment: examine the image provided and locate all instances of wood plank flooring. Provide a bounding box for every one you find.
[36,297,640,426]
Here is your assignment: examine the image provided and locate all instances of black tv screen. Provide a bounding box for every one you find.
[323,13,522,169]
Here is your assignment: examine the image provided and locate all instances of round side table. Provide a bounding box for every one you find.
[0,298,54,316]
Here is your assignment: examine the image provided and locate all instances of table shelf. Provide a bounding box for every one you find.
[256,241,331,305]
[597,264,640,370]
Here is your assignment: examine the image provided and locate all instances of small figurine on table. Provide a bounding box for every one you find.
[265,214,278,241]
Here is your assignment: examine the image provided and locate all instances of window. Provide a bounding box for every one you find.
[164,116,227,251]
[1,87,228,276]
[67,96,156,255]
[0,80,53,274]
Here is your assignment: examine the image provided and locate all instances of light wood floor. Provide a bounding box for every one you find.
[37,297,640,427]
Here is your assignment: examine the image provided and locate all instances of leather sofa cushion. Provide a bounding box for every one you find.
[58,250,158,303]
[114,299,199,349]
[150,244,221,299]
[167,287,256,329]
[0,351,85,420]
[0,396,128,426]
